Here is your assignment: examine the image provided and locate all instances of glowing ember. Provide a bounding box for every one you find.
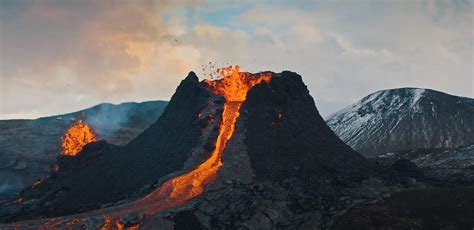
[61,115,97,156]
[32,179,43,188]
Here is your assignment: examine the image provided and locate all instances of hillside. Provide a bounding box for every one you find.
[326,88,474,157]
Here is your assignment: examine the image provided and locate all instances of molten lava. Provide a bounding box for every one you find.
[205,65,273,101]
[145,65,272,211]
[61,117,97,156]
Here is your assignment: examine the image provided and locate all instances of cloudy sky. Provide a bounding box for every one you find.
[0,0,472,119]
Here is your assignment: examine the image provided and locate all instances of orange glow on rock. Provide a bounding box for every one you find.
[143,65,272,210]
[116,220,124,230]
[32,179,43,188]
[61,117,97,156]
[99,216,113,230]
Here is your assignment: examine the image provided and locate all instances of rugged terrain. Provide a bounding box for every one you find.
[326,88,474,157]
[0,101,167,199]
[333,186,474,230]
[378,144,474,184]
[0,71,385,228]
[0,72,472,229]
[0,73,215,221]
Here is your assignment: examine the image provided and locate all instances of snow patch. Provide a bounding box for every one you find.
[411,89,425,108]
[379,152,395,158]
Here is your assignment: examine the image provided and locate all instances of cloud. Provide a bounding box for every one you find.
[1,0,201,118]
[0,0,472,119]
[180,1,472,115]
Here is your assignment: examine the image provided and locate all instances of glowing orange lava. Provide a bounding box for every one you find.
[146,65,272,210]
[205,65,273,102]
[61,116,97,156]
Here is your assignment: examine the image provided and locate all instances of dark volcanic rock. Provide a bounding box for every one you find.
[389,159,424,179]
[334,186,474,230]
[0,72,215,221]
[378,144,474,184]
[241,71,372,181]
[173,211,206,230]
[326,88,474,157]
[164,177,401,230]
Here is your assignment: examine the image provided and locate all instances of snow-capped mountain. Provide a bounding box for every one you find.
[326,88,474,157]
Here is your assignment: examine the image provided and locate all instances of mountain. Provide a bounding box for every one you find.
[1,71,382,228]
[0,101,167,199]
[326,88,474,157]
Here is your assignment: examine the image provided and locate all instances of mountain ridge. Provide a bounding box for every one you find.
[326,87,474,157]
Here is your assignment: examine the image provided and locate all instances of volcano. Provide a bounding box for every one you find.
[1,69,377,228]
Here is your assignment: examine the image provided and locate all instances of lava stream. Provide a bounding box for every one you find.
[141,65,272,213]
[141,101,242,214]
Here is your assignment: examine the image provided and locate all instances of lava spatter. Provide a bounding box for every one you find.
[61,114,97,156]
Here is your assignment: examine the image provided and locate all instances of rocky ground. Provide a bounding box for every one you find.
[378,144,474,184]
[334,186,474,230]
[168,175,414,229]
[0,160,429,229]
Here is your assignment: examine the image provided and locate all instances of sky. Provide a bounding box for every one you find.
[0,0,472,119]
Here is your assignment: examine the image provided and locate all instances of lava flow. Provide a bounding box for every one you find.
[61,115,97,156]
[144,65,272,211]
